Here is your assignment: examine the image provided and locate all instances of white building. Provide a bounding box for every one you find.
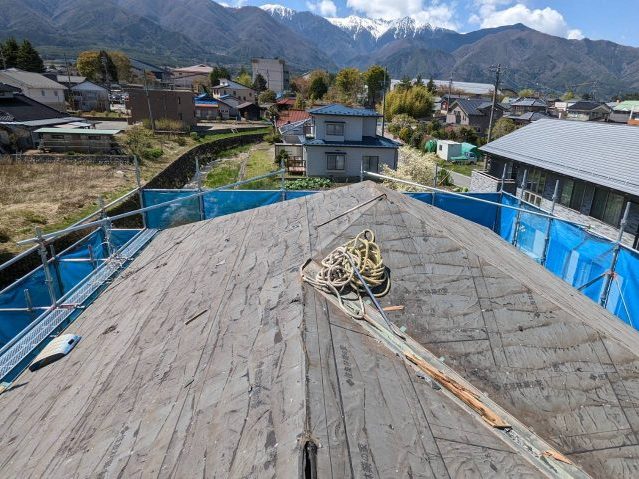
[70,80,109,112]
[436,140,462,161]
[0,68,67,111]
[251,58,290,93]
[171,64,213,90]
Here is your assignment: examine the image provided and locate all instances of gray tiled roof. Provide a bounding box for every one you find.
[308,104,381,117]
[480,119,639,196]
[303,135,399,148]
[452,98,494,116]
[0,69,66,90]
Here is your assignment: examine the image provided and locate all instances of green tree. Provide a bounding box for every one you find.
[364,64,389,106]
[334,67,364,103]
[384,85,434,121]
[76,50,118,83]
[235,66,252,87]
[491,117,516,139]
[458,126,479,144]
[294,96,306,109]
[0,37,19,69]
[209,66,231,86]
[16,40,43,72]
[258,89,277,103]
[581,92,591,100]
[518,88,536,97]
[308,75,328,100]
[426,77,436,93]
[108,51,132,83]
[396,76,412,91]
[562,90,575,100]
[415,74,424,87]
[252,73,267,92]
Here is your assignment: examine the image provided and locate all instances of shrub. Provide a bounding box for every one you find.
[398,127,412,143]
[190,132,200,141]
[285,177,332,190]
[173,136,187,146]
[264,131,281,144]
[141,147,163,161]
[381,146,437,191]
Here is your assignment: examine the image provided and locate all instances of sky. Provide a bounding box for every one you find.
[234,0,639,47]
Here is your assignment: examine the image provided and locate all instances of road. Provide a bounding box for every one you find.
[447,170,471,188]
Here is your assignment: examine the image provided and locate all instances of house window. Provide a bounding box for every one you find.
[41,90,45,96]
[326,153,345,171]
[178,112,183,120]
[87,135,100,140]
[362,156,379,172]
[54,91,59,97]
[178,97,181,105]
[590,188,624,226]
[527,168,546,196]
[560,179,585,211]
[51,134,65,139]
[455,111,461,124]
[326,122,344,136]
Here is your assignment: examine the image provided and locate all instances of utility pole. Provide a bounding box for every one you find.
[486,63,501,144]
[381,67,387,136]
[446,73,453,114]
[143,69,156,134]
[0,48,6,70]
[64,53,73,110]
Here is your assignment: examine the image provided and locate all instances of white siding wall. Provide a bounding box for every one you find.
[24,87,66,111]
[314,115,363,142]
[304,146,397,178]
[362,117,378,136]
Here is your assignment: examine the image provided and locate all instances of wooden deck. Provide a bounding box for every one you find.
[1,182,639,477]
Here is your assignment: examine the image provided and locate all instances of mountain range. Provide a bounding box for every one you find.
[1,0,638,97]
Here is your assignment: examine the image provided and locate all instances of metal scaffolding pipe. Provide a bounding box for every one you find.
[540,180,560,265]
[512,169,528,247]
[600,202,631,307]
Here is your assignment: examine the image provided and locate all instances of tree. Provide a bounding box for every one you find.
[16,40,43,72]
[426,77,436,93]
[252,73,267,92]
[294,96,306,110]
[334,67,364,103]
[518,88,536,98]
[491,118,516,139]
[384,85,434,121]
[235,66,252,87]
[396,76,412,91]
[308,75,328,100]
[581,92,591,100]
[415,74,424,87]
[76,50,118,83]
[209,65,231,86]
[108,51,132,83]
[258,89,277,103]
[364,64,389,106]
[562,90,575,100]
[458,126,479,144]
[0,38,19,69]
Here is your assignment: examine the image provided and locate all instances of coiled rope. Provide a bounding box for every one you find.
[302,229,390,319]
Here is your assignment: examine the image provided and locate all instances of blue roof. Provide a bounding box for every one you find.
[308,104,381,117]
[302,135,399,148]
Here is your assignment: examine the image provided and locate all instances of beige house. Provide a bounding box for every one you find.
[211,79,256,103]
[171,64,213,90]
[0,68,67,111]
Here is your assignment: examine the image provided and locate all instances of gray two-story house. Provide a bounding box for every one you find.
[277,104,399,180]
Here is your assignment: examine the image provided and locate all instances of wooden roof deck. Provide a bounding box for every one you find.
[1,182,639,478]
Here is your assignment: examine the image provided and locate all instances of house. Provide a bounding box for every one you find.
[565,100,611,122]
[170,64,213,90]
[275,109,311,129]
[0,83,86,151]
[56,74,86,88]
[237,101,260,121]
[502,111,551,126]
[507,97,547,115]
[608,100,639,124]
[0,68,67,112]
[130,59,171,83]
[446,98,505,135]
[34,127,121,153]
[436,140,462,161]
[69,80,109,112]
[277,104,399,179]
[126,87,196,127]
[476,119,639,247]
[194,94,238,120]
[251,58,290,93]
[211,79,256,103]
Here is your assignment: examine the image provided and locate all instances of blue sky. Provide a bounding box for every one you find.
[241,0,639,47]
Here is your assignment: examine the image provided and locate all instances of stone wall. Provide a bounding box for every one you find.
[470,170,516,194]
[2,154,133,164]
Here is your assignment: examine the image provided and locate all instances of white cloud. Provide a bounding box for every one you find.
[345,0,459,29]
[470,1,583,39]
[307,0,338,17]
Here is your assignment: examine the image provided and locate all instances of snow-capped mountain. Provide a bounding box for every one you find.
[260,3,295,20]
[326,16,391,41]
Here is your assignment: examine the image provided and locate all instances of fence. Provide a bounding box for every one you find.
[1,170,638,381]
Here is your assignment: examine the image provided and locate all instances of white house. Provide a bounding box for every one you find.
[0,68,67,111]
[277,104,399,179]
[70,80,109,112]
[436,140,462,161]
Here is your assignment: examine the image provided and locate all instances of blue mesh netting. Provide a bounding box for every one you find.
[609,248,639,328]
[407,192,500,229]
[496,193,519,243]
[203,190,281,219]
[142,190,201,229]
[0,229,138,347]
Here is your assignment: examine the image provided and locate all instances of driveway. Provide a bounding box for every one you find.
[447,170,471,188]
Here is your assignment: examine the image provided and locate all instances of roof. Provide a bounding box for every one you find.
[0,116,83,127]
[0,68,66,90]
[0,93,67,122]
[308,103,381,117]
[237,101,257,109]
[215,79,255,91]
[503,111,551,122]
[56,74,86,85]
[1,182,639,477]
[509,97,546,107]
[130,59,166,74]
[613,100,639,112]
[278,117,311,134]
[481,119,639,195]
[302,135,400,148]
[34,128,121,135]
[567,100,611,112]
[0,82,20,93]
[276,97,295,106]
[71,80,107,92]
[172,64,213,74]
[275,108,311,127]
[450,98,496,116]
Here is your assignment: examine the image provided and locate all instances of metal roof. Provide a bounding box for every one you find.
[302,135,399,148]
[451,98,494,116]
[567,100,611,112]
[0,69,66,90]
[613,100,639,112]
[480,119,639,196]
[308,104,381,117]
[510,97,547,107]
[34,128,121,135]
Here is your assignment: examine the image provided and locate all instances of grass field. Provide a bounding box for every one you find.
[0,129,268,258]
[204,142,280,190]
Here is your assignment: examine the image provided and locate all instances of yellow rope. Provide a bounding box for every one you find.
[302,229,390,319]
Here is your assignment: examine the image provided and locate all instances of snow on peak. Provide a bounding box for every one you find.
[327,16,391,40]
[260,4,295,20]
